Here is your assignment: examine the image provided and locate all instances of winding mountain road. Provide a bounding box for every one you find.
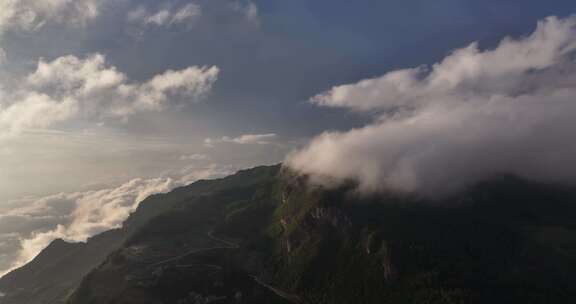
[148,228,301,304]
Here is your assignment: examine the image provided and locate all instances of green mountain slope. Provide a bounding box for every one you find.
[0,229,125,304]
[2,165,576,304]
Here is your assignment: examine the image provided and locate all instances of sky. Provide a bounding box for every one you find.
[2,0,576,276]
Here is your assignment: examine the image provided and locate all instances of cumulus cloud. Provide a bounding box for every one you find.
[288,16,576,197]
[128,3,202,28]
[0,54,219,136]
[0,164,233,277]
[204,133,277,147]
[0,0,105,61]
[0,0,103,33]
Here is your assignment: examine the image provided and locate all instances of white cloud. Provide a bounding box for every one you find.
[0,0,106,67]
[0,54,219,136]
[0,93,78,133]
[0,47,6,64]
[128,3,202,28]
[128,1,259,32]
[230,1,259,24]
[288,16,576,197]
[0,0,103,33]
[179,153,208,161]
[204,133,277,147]
[0,164,233,277]
[172,3,203,25]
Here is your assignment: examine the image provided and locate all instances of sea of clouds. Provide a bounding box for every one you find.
[0,164,233,277]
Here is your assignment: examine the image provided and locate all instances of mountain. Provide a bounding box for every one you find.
[0,229,125,304]
[1,165,576,303]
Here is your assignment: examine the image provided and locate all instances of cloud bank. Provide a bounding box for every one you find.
[0,54,219,136]
[0,164,233,277]
[287,16,576,197]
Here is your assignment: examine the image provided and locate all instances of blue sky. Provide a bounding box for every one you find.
[0,0,575,200]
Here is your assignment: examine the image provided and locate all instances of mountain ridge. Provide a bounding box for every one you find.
[2,164,576,303]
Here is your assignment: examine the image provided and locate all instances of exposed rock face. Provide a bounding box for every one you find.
[380,243,397,282]
[309,207,352,229]
[280,218,292,253]
[364,232,397,281]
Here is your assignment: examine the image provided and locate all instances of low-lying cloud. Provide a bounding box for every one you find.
[287,16,576,197]
[0,164,233,277]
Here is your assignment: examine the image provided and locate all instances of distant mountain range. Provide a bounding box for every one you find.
[1,164,576,303]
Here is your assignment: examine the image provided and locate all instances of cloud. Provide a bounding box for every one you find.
[179,153,208,161]
[287,16,576,197]
[127,0,259,34]
[0,47,5,64]
[0,54,219,136]
[0,0,103,33]
[0,164,233,277]
[230,1,259,24]
[204,133,277,147]
[128,3,202,28]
